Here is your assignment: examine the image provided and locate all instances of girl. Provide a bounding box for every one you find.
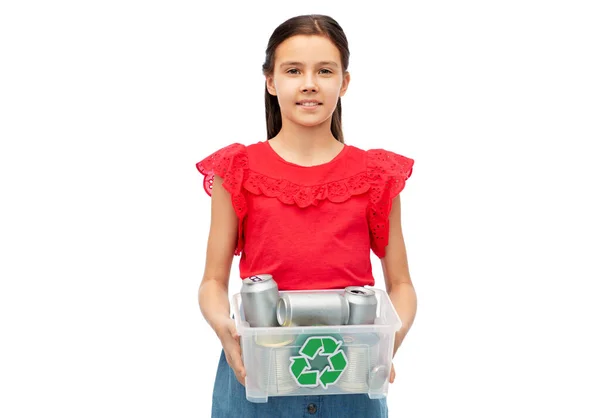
[196,14,417,418]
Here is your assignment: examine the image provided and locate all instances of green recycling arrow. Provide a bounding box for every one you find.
[288,336,348,389]
[290,356,309,377]
[319,367,342,387]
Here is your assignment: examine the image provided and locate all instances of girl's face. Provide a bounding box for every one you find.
[266,35,350,130]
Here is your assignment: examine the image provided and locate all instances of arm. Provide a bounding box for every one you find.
[197,174,246,385]
[198,174,237,333]
[380,195,417,357]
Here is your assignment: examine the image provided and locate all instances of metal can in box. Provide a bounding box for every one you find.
[344,286,378,325]
[276,292,350,327]
[240,274,279,328]
[338,333,381,392]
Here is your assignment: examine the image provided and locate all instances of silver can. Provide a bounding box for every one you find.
[240,274,279,328]
[252,343,298,395]
[338,333,380,392]
[276,292,350,327]
[344,286,378,325]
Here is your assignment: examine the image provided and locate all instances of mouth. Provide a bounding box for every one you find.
[296,101,322,108]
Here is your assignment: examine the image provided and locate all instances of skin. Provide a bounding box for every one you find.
[382,195,417,383]
[198,34,417,387]
[265,35,350,166]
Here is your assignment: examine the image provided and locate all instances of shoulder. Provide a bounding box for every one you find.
[345,144,414,180]
[359,146,415,203]
[360,146,414,257]
[365,148,414,180]
[196,142,247,172]
[195,142,255,196]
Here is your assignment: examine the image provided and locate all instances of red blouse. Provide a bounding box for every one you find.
[196,140,414,291]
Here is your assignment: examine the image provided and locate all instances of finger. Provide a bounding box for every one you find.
[228,327,244,366]
[224,353,245,386]
[230,353,246,386]
[228,322,240,339]
[235,371,246,387]
[222,322,245,384]
[389,366,396,383]
[224,342,245,379]
[231,352,246,380]
[224,353,246,386]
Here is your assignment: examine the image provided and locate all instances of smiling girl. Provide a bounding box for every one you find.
[196,14,417,418]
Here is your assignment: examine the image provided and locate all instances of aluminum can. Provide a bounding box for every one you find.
[338,333,380,392]
[240,274,279,328]
[344,286,378,325]
[276,292,350,327]
[252,343,298,395]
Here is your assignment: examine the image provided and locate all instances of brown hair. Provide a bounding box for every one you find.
[262,15,350,143]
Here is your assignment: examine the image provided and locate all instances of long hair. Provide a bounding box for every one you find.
[262,15,350,143]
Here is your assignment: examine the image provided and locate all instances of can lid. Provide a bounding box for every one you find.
[242,274,273,284]
[276,296,291,326]
[345,286,375,296]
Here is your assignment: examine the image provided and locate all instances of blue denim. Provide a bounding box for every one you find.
[211,349,388,418]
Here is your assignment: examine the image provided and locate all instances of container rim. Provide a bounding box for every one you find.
[230,287,402,334]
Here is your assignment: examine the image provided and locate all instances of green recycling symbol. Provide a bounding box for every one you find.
[289,336,348,389]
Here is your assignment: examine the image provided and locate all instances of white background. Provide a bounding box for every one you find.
[1,1,599,417]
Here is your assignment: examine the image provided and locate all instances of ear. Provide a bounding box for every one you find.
[265,75,277,96]
[339,71,351,98]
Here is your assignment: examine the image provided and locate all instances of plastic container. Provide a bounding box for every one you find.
[231,288,402,403]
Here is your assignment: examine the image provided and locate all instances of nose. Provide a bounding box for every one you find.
[301,73,318,93]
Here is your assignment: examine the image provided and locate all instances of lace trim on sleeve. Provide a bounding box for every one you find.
[367,149,414,258]
[196,143,248,255]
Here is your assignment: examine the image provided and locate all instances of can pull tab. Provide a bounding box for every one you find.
[369,365,390,390]
[249,276,264,282]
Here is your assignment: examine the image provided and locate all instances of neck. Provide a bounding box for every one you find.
[268,117,345,167]
[272,118,339,157]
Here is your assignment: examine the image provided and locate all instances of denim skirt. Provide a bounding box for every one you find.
[211,349,388,418]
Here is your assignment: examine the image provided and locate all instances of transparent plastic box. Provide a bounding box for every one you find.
[231,288,402,403]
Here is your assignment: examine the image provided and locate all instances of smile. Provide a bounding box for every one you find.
[296,102,321,107]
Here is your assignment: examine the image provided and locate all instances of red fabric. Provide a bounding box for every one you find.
[196,140,413,291]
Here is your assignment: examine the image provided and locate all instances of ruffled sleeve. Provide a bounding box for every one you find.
[195,143,248,256]
[366,149,414,258]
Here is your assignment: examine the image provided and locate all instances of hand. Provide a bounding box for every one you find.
[389,363,396,383]
[215,317,246,386]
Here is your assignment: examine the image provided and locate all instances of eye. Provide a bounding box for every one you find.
[320,69,333,74]
[286,68,300,74]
